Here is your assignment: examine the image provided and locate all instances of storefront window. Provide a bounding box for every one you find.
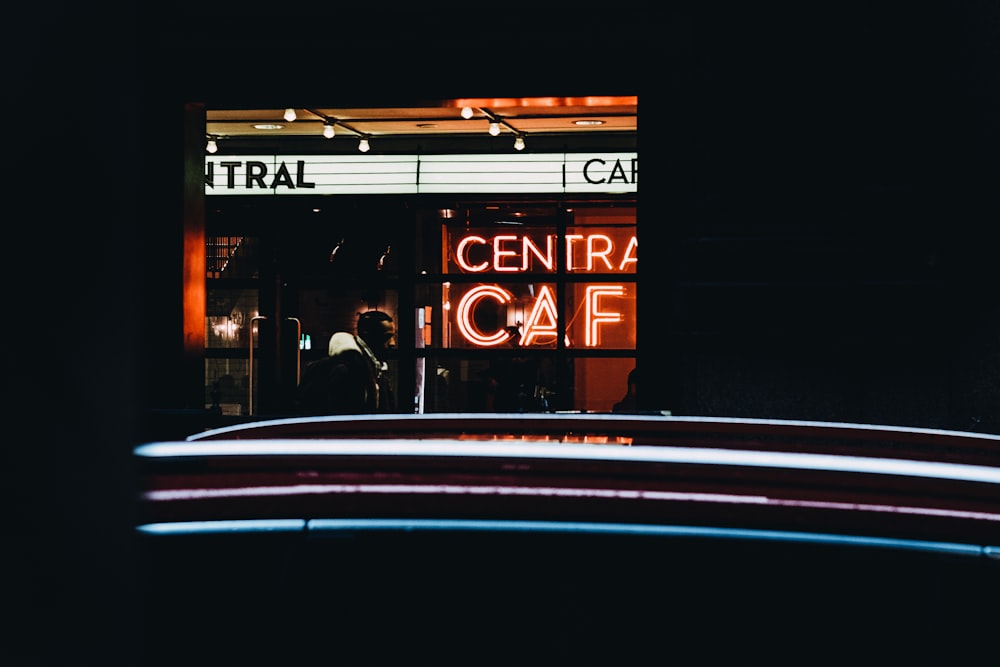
[414,204,636,413]
[205,198,634,415]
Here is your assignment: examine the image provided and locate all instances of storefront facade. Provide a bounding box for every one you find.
[130,8,998,437]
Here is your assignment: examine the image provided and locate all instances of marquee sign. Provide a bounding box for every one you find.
[205,153,638,195]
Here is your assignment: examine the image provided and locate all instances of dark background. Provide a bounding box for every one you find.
[7,1,1000,663]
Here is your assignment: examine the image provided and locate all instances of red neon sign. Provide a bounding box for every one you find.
[446,228,636,349]
[452,230,637,274]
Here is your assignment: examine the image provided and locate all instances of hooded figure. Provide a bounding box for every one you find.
[296,311,396,415]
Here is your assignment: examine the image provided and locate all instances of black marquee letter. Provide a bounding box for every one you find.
[246,161,268,189]
[220,161,241,189]
[607,159,628,184]
[271,162,295,189]
[296,160,316,188]
[583,158,606,184]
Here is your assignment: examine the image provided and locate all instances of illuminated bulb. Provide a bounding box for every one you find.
[283,108,297,122]
[323,122,335,139]
[206,138,218,154]
[513,135,525,151]
[488,121,501,136]
[461,106,474,119]
[358,137,371,153]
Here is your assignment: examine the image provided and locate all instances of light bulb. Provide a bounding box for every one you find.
[514,135,525,151]
[323,123,335,139]
[206,138,218,154]
[461,106,474,119]
[489,121,501,136]
[283,108,297,122]
[358,137,371,153]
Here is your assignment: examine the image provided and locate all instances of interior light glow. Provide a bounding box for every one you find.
[323,122,335,139]
[206,138,218,154]
[283,108,297,122]
[253,124,284,130]
[358,137,371,152]
[514,135,525,151]
[454,96,637,109]
[489,121,501,136]
[461,106,474,119]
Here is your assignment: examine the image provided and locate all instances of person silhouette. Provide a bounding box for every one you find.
[296,310,397,415]
[612,367,638,413]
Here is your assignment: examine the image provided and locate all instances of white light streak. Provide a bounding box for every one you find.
[136,439,1000,485]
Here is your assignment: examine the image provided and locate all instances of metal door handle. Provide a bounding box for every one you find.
[286,317,302,385]
[249,315,267,415]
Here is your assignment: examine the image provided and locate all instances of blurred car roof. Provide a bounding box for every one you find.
[138,414,1000,547]
[134,414,1000,664]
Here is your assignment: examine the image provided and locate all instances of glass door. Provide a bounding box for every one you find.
[205,234,260,416]
[206,198,407,417]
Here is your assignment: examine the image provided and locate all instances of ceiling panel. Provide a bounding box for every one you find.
[206,97,637,142]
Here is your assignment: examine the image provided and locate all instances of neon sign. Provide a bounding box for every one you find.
[453,231,637,274]
[585,285,625,347]
[447,228,636,349]
[455,285,515,346]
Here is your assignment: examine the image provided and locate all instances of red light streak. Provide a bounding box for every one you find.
[143,484,1000,524]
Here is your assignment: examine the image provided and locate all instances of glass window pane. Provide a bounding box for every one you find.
[433,282,559,350]
[417,355,564,413]
[446,226,559,275]
[205,288,259,349]
[565,226,637,275]
[205,359,251,415]
[206,236,259,279]
[416,355,636,414]
[565,283,636,349]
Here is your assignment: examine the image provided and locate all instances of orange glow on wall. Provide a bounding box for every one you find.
[451,96,638,109]
[183,255,205,354]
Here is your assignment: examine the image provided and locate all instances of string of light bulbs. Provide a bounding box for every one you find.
[463,107,526,150]
[304,108,373,152]
[206,107,528,153]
